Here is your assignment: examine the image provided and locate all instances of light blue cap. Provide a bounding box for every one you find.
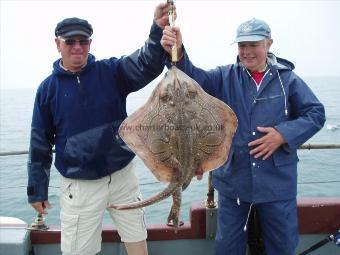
[233,18,271,43]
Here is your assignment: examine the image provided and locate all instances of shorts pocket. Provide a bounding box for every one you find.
[60,212,79,253]
[60,178,73,199]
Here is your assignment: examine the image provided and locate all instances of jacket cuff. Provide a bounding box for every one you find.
[27,182,48,203]
[151,21,163,35]
[150,21,163,40]
[275,124,298,150]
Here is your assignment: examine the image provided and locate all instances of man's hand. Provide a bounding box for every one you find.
[31,201,52,215]
[248,127,286,160]
[154,2,176,29]
[161,26,183,58]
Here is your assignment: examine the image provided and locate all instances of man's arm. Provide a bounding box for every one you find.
[274,75,325,149]
[249,74,325,159]
[27,86,54,214]
[118,2,173,94]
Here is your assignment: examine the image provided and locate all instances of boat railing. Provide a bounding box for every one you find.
[1,143,340,208]
[1,143,340,156]
[1,144,339,232]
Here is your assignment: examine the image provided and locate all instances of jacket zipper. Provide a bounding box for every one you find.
[75,74,87,105]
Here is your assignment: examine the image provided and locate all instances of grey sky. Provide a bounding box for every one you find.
[1,0,339,89]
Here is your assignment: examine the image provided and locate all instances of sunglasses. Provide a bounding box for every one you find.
[60,38,91,46]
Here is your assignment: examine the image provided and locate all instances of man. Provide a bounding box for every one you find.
[27,3,173,255]
[161,18,325,255]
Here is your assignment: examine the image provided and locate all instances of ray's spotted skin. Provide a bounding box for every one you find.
[108,66,238,231]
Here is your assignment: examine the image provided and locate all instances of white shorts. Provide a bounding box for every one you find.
[59,161,146,255]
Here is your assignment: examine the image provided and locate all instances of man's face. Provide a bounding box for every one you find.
[55,36,92,72]
[238,39,272,72]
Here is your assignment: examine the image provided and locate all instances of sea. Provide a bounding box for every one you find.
[0,76,339,227]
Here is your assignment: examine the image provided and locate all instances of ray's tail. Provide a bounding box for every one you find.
[108,181,183,210]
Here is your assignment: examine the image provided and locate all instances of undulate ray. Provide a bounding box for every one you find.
[108,66,238,232]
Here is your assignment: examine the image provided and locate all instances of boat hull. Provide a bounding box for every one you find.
[1,197,339,255]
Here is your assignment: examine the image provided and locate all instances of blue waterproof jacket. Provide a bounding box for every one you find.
[27,22,165,203]
[170,50,325,203]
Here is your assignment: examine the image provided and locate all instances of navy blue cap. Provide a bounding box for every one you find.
[233,18,271,43]
[55,17,93,38]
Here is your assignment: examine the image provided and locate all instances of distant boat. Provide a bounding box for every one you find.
[326,124,340,131]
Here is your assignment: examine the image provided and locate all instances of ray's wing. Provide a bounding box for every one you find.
[174,68,238,173]
[119,83,175,183]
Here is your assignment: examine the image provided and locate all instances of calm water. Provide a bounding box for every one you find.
[0,76,339,226]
